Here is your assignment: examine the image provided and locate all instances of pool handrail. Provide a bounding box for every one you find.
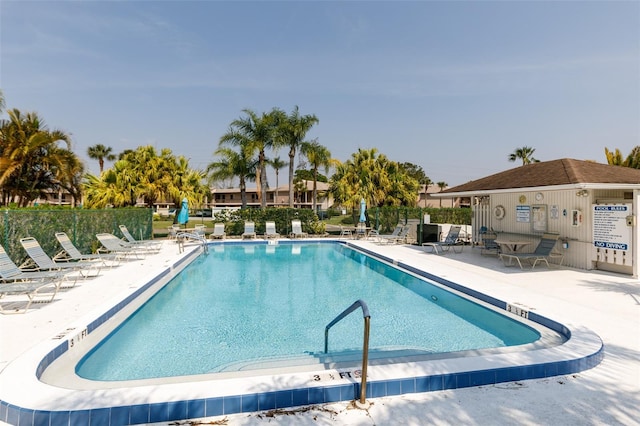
[324,299,371,407]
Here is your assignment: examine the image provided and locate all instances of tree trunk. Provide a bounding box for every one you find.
[288,148,295,208]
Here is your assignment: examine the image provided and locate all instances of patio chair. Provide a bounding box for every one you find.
[20,237,102,278]
[53,232,120,267]
[242,221,257,239]
[339,226,353,239]
[167,225,181,240]
[264,221,280,239]
[422,225,464,254]
[354,222,368,239]
[499,233,563,270]
[378,225,409,245]
[119,225,163,251]
[375,224,403,243]
[480,229,500,256]
[194,224,206,237]
[209,223,226,240]
[289,220,308,238]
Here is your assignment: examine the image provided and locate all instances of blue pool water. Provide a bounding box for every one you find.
[76,243,540,381]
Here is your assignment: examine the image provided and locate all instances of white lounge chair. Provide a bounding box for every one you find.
[422,226,464,254]
[210,223,226,240]
[96,233,152,260]
[264,221,280,239]
[1,244,69,285]
[0,280,60,314]
[119,225,163,251]
[242,221,257,239]
[289,220,308,238]
[1,245,65,312]
[20,237,102,278]
[54,232,120,267]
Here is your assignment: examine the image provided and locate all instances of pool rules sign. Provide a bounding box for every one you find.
[592,204,633,266]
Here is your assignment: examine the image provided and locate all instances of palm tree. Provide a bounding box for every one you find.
[508,147,540,165]
[300,140,334,211]
[207,146,257,209]
[436,181,448,207]
[276,106,319,208]
[83,145,207,209]
[0,109,79,206]
[329,148,419,210]
[606,146,640,169]
[270,156,287,205]
[221,108,282,208]
[87,144,116,173]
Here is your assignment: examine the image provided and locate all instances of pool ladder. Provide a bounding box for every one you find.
[176,232,209,255]
[324,299,371,408]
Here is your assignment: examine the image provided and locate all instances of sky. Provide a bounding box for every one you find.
[1,0,639,188]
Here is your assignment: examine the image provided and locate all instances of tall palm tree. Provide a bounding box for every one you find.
[221,108,282,208]
[276,106,319,208]
[300,140,334,211]
[436,181,448,207]
[270,156,287,205]
[508,146,540,165]
[87,144,116,173]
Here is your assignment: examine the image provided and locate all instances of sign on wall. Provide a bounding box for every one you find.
[516,205,530,223]
[593,204,631,251]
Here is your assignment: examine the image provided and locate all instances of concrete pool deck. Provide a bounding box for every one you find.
[0,239,638,425]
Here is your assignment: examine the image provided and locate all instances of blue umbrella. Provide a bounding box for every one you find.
[359,198,366,223]
[176,198,189,226]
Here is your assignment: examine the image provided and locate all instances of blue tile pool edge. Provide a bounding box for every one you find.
[0,241,604,426]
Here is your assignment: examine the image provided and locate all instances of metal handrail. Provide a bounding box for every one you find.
[324,299,371,406]
[176,232,208,254]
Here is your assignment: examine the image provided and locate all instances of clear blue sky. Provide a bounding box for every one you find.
[2,1,639,187]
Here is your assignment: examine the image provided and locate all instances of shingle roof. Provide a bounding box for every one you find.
[442,158,640,194]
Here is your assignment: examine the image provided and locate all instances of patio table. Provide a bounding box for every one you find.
[494,239,532,253]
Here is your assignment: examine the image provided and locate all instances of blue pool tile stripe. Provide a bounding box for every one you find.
[0,343,606,426]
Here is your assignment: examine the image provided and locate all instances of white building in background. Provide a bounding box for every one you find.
[210,181,332,210]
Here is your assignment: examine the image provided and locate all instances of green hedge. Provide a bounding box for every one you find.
[1,208,153,264]
[367,206,471,233]
[212,208,323,237]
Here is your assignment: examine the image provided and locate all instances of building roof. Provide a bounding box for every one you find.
[441,158,640,196]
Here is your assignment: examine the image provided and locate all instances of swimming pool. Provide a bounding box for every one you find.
[75,243,541,381]
[0,240,604,425]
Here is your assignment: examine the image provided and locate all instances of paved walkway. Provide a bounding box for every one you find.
[1,240,638,425]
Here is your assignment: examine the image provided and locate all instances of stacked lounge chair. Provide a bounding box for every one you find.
[1,245,65,313]
[20,237,102,278]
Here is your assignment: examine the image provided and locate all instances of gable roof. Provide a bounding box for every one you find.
[441,158,640,196]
